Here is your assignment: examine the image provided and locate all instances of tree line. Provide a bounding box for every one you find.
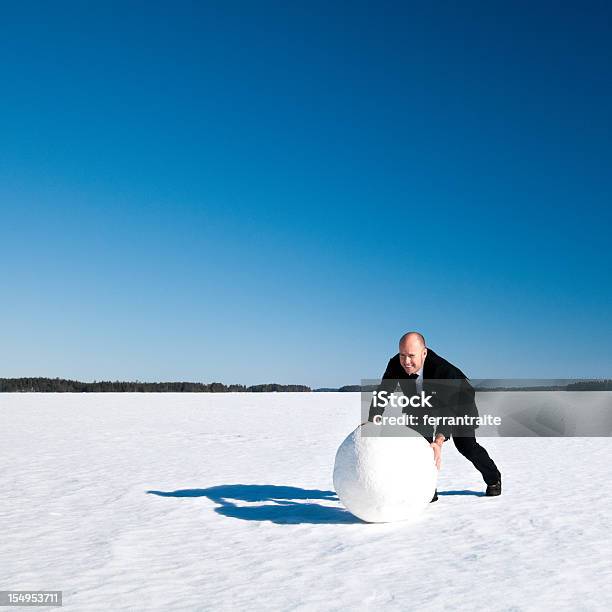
[566,380,612,391]
[5,378,607,393]
[0,378,311,393]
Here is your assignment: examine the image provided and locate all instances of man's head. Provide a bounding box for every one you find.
[398,332,427,375]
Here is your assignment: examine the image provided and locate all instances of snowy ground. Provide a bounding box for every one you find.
[2,393,611,611]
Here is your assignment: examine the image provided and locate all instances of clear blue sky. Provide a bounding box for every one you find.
[1,1,610,387]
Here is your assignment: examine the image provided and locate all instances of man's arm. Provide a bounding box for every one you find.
[456,377,478,422]
[431,376,478,439]
[423,379,454,470]
[366,358,398,422]
[426,379,455,441]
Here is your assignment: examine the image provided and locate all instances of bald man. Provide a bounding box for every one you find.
[368,332,501,500]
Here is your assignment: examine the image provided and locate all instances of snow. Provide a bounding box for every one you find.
[2,392,612,611]
[333,424,437,522]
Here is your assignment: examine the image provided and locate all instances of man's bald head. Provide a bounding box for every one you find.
[398,332,427,374]
[399,332,426,348]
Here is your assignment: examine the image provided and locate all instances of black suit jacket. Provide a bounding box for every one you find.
[367,348,479,439]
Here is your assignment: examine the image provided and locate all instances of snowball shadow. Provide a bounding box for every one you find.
[147,484,362,524]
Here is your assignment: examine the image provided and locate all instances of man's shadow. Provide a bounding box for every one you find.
[439,490,486,497]
[147,484,362,524]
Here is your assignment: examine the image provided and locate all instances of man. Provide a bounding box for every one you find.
[368,332,501,500]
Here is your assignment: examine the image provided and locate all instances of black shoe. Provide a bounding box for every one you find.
[485,480,501,496]
[430,490,438,503]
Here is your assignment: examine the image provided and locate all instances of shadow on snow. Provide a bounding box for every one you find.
[438,489,486,497]
[147,484,363,524]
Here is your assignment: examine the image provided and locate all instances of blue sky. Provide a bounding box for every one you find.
[1,1,611,387]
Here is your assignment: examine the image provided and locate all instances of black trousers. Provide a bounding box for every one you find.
[424,428,501,485]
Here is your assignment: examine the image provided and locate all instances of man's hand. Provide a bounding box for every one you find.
[430,435,445,470]
[430,442,442,469]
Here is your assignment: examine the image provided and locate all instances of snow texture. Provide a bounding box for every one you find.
[333,423,437,522]
[2,393,612,611]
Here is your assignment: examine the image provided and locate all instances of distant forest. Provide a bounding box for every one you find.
[0,378,311,393]
[1,378,610,393]
[475,380,612,391]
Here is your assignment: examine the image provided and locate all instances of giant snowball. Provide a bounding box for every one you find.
[333,423,438,523]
